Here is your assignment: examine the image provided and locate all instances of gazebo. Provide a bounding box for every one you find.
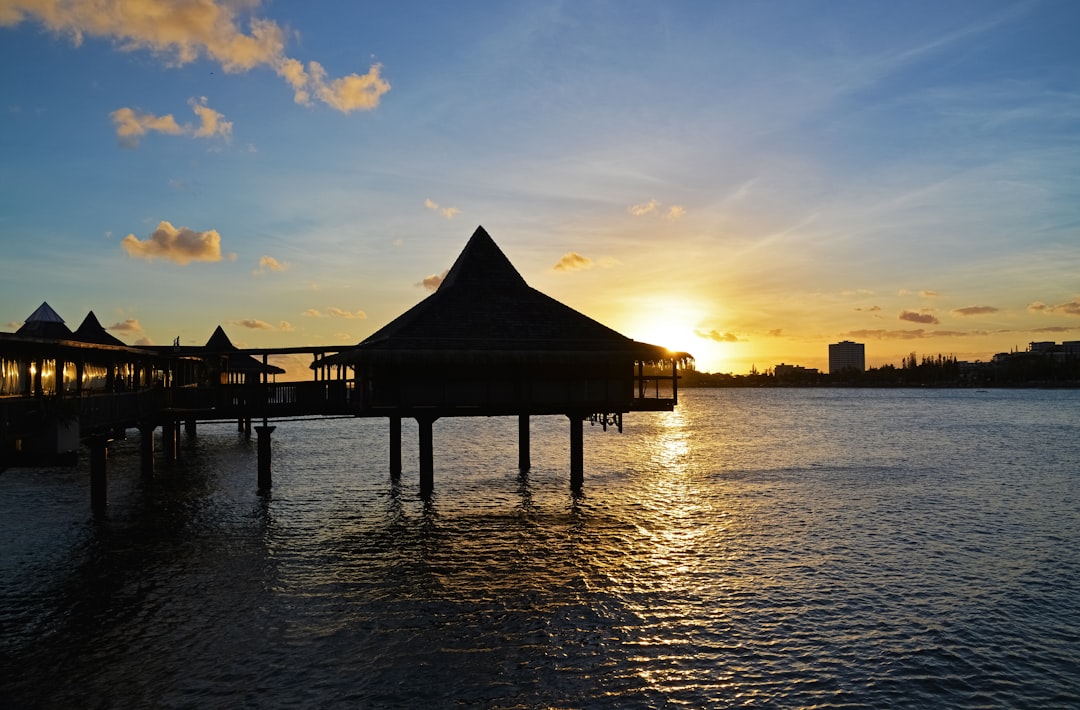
[322,226,688,492]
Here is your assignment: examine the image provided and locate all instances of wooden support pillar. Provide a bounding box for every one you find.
[389,416,402,480]
[417,416,435,496]
[139,422,155,477]
[568,413,584,490]
[518,414,531,473]
[89,435,110,512]
[256,425,275,489]
[162,419,178,462]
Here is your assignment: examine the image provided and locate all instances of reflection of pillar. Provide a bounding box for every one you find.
[256,425,275,489]
[162,419,178,462]
[568,413,584,490]
[389,416,402,480]
[417,416,435,496]
[139,422,155,477]
[89,435,110,512]
[518,414,531,473]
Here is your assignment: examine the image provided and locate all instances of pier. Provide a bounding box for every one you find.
[1,227,688,508]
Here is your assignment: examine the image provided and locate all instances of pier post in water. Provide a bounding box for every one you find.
[389,415,402,481]
[89,435,110,512]
[568,413,584,490]
[417,416,436,496]
[518,414,531,473]
[138,422,155,477]
[161,418,178,462]
[185,418,197,438]
[255,425,275,489]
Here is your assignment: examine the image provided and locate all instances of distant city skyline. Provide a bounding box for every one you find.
[2,1,1079,374]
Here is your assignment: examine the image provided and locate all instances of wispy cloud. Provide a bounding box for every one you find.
[106,318,143,333]
[1,0,389,112]
[279,320,294,332]
[953,305,999,316]
[328,307,366,319]
[231,318,274,330]
[629,199,685,220]
[899,310,939,325]
[121,220,235,264]
[425,198,459,219]
[301,307,366,319]
[1029,297,1080,316]
[110,97,232,147]
[695,329,742,342]
[845,329,980,340]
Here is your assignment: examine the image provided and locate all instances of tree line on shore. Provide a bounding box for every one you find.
[680,351,1080,388]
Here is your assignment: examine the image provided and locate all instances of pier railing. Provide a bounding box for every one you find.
[165,381,354,419]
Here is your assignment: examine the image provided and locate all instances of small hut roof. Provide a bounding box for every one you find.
[16,301,73,340]
[74,311,127,346]
[326,226,677,366]
[203,325,286,374]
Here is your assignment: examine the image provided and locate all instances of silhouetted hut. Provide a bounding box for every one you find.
[202,326,285,385]
[73,311,126,347]
[322,226,688,491]
[16,302,72,340]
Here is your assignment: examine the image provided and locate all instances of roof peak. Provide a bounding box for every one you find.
[25,301,65,324]
[437,225,527,293]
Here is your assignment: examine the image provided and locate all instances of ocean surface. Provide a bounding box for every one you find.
[1,388,1078,708]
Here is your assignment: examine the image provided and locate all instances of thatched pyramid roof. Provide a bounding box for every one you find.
[330,226,673,365]
[16,302,73,340]
[204,326,285,374]
[73,311,127,346]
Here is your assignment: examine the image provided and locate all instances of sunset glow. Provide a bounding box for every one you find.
[2,2,1078,373]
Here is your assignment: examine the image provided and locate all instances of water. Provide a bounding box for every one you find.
[2,388,1078,708]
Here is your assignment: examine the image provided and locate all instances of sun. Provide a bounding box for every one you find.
[622,298,737,373]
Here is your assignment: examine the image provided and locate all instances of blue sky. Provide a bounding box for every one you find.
[2,0,1078,374]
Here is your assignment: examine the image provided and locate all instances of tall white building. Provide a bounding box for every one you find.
[829,340,865,374]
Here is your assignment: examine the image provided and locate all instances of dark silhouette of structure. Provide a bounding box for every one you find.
[321,226,686,492]
[1,228,689,506]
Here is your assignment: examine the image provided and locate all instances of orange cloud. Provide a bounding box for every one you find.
[110,97,231,147]
[899,310,939,325]
[253,255,287,275]
[106,318,143,333]
[553,252,593,272]
[953,306,999,316]
[121,220,234,264]
[695,329,741,342]
[231,319,273,330]
[420,270,448,291]
[2,0,389,112]
[1029,297,1080,316]
[328,307,367,319]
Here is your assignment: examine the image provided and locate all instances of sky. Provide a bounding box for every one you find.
[2,0,1078,376]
